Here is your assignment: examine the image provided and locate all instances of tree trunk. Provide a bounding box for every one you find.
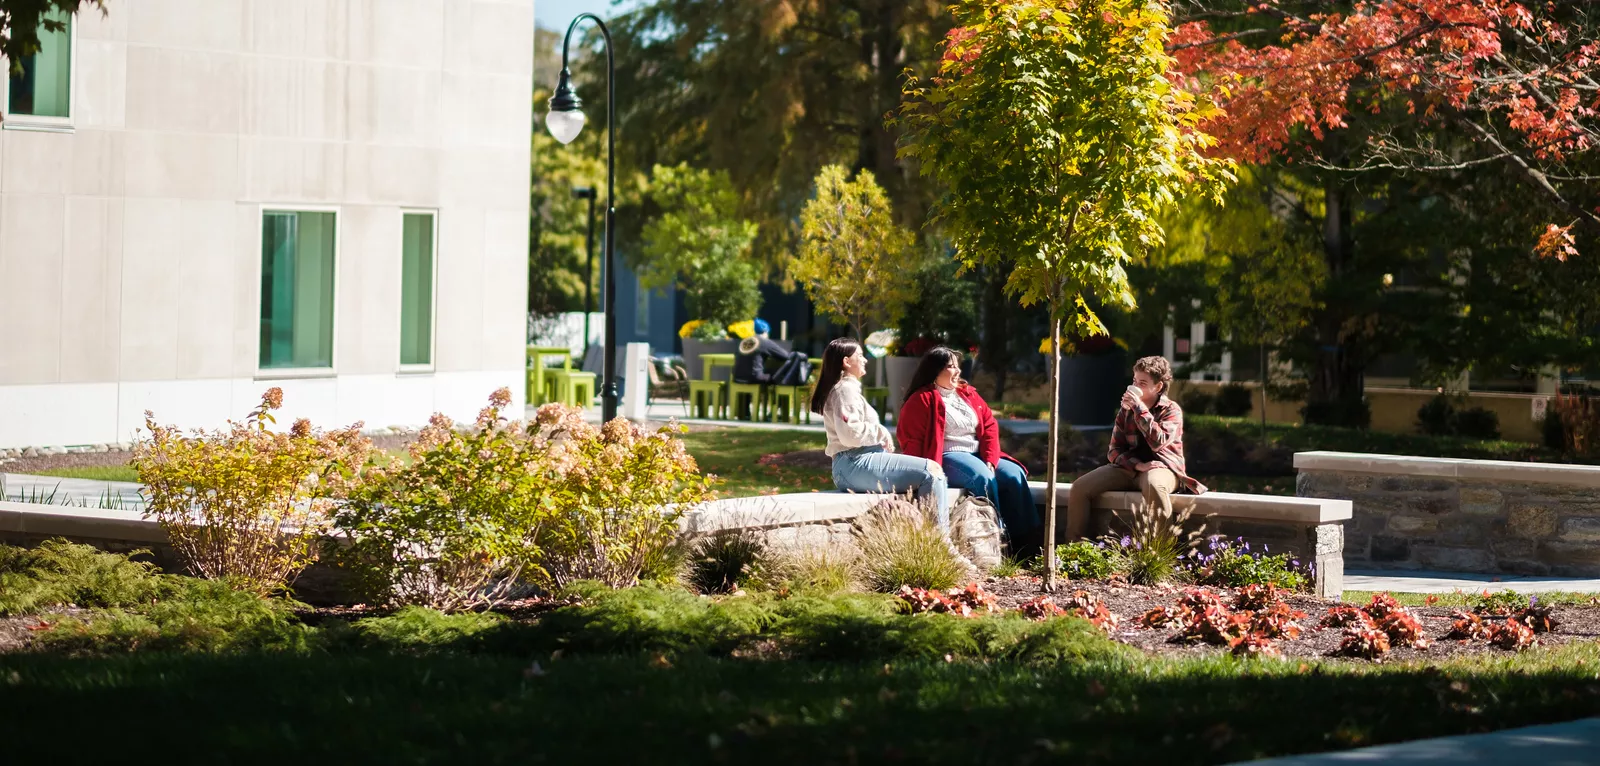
[983,266,1011,402]
[857,0,916,226]
[1306,173,1367,425]
[1259,341,1269,445]
[1042,311,1063,593]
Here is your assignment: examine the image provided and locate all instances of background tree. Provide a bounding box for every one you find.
[1166,0,1600,422]
[636,163,762,331]
[595,0,953,277]
[900,0,1231,591]
[790,165,916,339]
[528,115,608,318]
[1194,169,1327,440]
[0,0,102,70]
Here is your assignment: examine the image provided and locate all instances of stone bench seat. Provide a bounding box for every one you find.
[682,483,1350,596]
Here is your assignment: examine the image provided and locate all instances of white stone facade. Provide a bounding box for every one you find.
[0,0,533,448]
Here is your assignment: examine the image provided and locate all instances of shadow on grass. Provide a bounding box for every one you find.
[2,644,1598,765]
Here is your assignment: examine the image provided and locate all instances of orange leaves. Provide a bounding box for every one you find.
[1537,223,1579,261]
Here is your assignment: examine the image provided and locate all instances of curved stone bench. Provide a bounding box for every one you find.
[684,484,1351,596]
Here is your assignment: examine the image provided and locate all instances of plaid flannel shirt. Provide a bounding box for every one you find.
[1109,395,1207,494]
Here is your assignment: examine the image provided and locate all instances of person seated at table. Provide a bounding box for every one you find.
[812,338,950,528]
[1064,355,1207,541]
[734,319,810,385]
[896,346,1040,555]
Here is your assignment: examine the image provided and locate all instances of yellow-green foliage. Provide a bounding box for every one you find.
[534,408,715,589]
[333,389,560,610]
[134,388,372,594]
[790,164,917,338]
[852,497,970,593]
[0,539,170,616]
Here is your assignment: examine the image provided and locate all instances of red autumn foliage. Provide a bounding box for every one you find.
[1512,604,1559,634]
[897,583,999,618]
[1444,610,1493,641]
[1019,595,1068,622]
[1489,619,1537,651]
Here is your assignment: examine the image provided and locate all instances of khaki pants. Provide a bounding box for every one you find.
[1061,463,1176,542]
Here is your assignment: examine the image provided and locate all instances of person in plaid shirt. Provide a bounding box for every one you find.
[1063,356,1207,541]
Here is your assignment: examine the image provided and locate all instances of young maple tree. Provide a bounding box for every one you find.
[790,164,917,339]
[1165,0,1600,415]
[899,0,1231,591]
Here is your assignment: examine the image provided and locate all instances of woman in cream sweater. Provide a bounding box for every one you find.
[810,338,950,528]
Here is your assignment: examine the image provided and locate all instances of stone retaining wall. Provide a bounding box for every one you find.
[1295,451,1600,576]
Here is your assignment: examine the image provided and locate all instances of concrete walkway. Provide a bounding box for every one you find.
[1238,717,1600,765]
[1,472,147,511]
[1346,569,1600,594]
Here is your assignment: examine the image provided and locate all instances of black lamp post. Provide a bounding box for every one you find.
[547,13,619,421]
[573,186,597,352]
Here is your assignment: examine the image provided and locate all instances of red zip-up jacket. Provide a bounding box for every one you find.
[897,384,1026,473]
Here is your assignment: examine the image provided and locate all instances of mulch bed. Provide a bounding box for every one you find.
[981,574,1600,662]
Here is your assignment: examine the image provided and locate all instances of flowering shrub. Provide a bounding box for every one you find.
[1186,537,1311,591]
[332,390,557,609]
[135,388,371,594]
[534,408,714,589]
[897,583,998,617]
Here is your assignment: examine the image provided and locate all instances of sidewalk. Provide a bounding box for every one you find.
[1346,569,1600,595]
[1237,717,1600,765]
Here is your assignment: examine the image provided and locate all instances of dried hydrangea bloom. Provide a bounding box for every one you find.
[263,387,284,409]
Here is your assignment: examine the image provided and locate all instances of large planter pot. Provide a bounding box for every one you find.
[1056,351,1129,428]
[681,338,740,382]
[885,356,921,418]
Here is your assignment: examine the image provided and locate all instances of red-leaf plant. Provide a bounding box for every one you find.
[1489,619,1537,651]
[1512,604,1559,634]
[898,583,999,618]
[1443,610,1494,641]
[1019,595,1068,622]
[1064,590,1120,634]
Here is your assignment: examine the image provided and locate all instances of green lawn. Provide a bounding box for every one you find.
[28,465,140,483]
[3,623,1598,763]
[678,428,833,497]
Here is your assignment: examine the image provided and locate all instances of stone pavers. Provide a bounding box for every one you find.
[1235,717,1600,765]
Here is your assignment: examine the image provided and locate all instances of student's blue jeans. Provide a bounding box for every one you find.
[941,451,1040,552]
[832,446,950,530]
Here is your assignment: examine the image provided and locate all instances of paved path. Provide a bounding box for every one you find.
[1346,569,1600,594]
[1237,717,1600,765]
[1,472,147,511]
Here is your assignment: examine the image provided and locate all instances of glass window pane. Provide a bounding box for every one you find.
[400,213,434,366]
[9,10,71,118]
[260,211,336,369]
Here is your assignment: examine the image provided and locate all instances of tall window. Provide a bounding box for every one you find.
[9,9,71,119]
[260,212,336,369]
[399,213,435,366]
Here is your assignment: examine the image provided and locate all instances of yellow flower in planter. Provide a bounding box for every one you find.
[678,320,705,339]
[728,320,756,339]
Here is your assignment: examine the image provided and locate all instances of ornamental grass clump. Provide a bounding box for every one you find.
[686,528,769,595]
[533,408,714,589]
[852,495,973,592]
[135,388,371,594]
[1111,500,1206,586]
[332,389,556,610]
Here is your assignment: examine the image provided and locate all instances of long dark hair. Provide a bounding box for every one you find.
[810,338,862,415]
[904,346,962,400]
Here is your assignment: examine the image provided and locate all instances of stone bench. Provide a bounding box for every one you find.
[1296,450,1600,578]
[685,483,1351,596]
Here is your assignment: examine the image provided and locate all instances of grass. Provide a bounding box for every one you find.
[677,428,832,497]
[28,465,140,483]
[3,632,1599,763]
[1344,590,1600,608]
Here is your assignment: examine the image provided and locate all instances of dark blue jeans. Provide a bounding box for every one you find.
[941,451,1039,552]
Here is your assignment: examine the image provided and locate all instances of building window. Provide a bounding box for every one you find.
[400,212,435,367]
[635,285,650,335]
[8,9,72,119]
[260,211,336,370]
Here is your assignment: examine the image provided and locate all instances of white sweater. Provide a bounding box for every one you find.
[822,378,893,457]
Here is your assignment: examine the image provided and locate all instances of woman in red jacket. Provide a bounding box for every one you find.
[897,346,1040,555]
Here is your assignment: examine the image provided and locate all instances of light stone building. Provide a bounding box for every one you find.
[0,0,533,450]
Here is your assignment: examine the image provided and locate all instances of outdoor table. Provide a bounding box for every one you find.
[701,352,736,381]
[527,346,574,405]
